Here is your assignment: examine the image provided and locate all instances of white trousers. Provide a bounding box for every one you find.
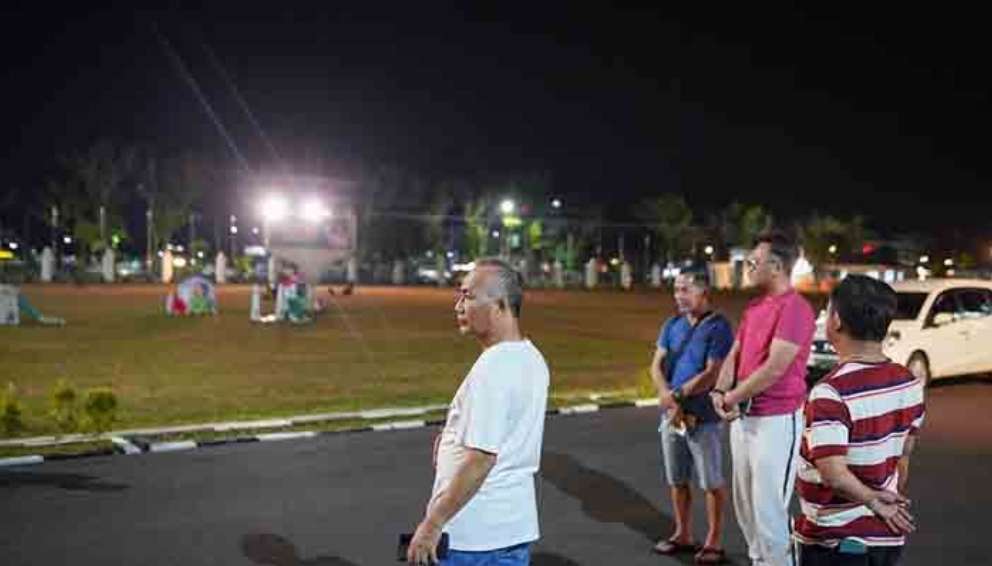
[730,408,803,566]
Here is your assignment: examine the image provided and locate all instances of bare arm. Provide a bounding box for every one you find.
[816,455,915,535]
[408,447,496,563]
[713,339,739,394]
[897,435,918,495]
[649,347,678,410]
[650,347,670,395]
[723,338,800,409]
[710,340,739,419]
[680,357,725,396]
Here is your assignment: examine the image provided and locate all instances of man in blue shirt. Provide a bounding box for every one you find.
[650,271,734,564]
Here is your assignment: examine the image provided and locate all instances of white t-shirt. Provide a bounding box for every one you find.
[430,339,550,551]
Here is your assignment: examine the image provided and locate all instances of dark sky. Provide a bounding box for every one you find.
[2,3,989,235]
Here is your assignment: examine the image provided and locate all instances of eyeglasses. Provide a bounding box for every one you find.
[746,256,780,271]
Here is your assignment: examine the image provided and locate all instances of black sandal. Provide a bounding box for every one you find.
[694,546,726,564]
[653,537,699,555]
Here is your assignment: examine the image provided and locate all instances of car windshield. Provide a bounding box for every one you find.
[895,292,928,320]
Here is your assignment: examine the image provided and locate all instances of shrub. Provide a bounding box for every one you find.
[49,379,79,434]
[83,388,118,433]
[1,382,25,436]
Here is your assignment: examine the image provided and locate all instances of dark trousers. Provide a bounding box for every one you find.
[800,544,902,566]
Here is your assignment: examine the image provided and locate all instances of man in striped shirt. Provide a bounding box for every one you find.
[796,275,925,565]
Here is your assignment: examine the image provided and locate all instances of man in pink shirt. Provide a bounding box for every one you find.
[710,230,815,566]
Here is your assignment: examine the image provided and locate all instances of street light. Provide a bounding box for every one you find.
[63,236,72,245]
[260,194,290,223]
[500,199,515,215]
[230,226,238,235]
[828,244,838,255]
[300,198,330,223]
[492,230,501,238]
[704,245,714,256]
[919,255,929,264]
[551,198,562,209]
[7,242,17,251]
[944,258,954,267]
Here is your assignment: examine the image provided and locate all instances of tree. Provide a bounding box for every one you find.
[136,150,204,266]
[634,194,694,262]
[463,197,489,259]
[68,140,137,254]
[798,213,868,267]
[719,202,773,252]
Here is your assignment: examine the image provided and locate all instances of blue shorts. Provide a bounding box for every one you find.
[441,542,530,565]
[658,412,725,491]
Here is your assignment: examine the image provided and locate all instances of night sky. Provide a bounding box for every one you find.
[2,4,989,236]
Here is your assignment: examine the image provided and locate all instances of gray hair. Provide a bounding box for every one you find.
[474,257,524,318]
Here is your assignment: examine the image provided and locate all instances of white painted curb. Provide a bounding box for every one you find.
[0,455,44,467]
[371,420,427,432]
[559,404,600,415]
[257,431,317,442]
[149,441,197,453]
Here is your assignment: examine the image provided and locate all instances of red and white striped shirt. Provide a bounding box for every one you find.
[795,361,925,548]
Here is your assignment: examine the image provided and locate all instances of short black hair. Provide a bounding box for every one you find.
[754,229,798,274]
[830,275,897,341]
[677,269,710,290]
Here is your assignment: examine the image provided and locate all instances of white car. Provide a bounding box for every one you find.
[808,279,992,386]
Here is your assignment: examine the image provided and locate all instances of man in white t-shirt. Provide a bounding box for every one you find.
[407,258,550,566]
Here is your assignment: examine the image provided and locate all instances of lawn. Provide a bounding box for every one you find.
[2,283,815,437]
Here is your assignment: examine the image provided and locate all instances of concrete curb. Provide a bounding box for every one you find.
[0,398,659,468]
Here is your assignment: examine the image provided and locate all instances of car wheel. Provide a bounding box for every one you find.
[907,352,931,387]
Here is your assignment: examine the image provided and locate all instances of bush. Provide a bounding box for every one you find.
[1,382,25,436]
[83,388,118,433]
[49,379,79,434]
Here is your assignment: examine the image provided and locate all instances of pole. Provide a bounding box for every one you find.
[146,207,154,272]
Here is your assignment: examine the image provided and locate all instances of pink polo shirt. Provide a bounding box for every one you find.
[736,289,815,416]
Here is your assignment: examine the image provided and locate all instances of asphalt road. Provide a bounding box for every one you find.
[2,378,990,565]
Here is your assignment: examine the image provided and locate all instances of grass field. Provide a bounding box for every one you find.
[1,283,823,438]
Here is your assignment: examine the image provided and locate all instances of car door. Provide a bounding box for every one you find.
[956,288,992,374]
[920,290,969,378]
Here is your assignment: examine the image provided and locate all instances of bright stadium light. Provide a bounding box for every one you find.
[300,198,330,223]
[260,194,290,223]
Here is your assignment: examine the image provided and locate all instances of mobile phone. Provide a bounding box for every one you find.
[397,532,449,562]
[837,537,868,555]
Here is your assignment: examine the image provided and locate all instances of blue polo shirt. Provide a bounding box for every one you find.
[657,313,734,422]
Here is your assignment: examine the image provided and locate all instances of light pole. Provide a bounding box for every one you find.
[228,215,238,261]
[259,194,289,285]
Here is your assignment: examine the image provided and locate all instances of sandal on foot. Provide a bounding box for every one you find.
[694,547,726,564]
[652,537,698,555]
